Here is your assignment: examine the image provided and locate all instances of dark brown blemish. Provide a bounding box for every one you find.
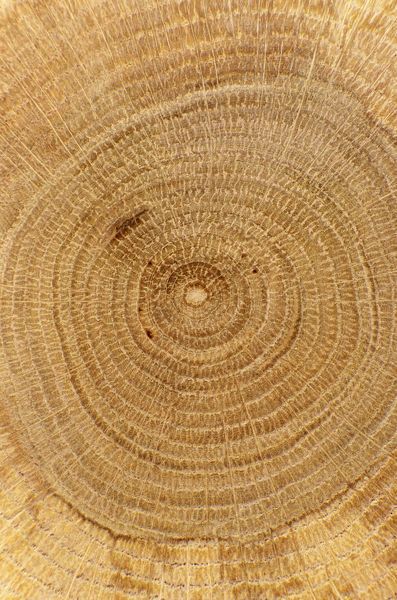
[252,267,258,274]
[111,207,149,242]
[146,329,153,339]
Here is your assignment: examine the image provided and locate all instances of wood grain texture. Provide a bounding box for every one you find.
[0,0,396,598]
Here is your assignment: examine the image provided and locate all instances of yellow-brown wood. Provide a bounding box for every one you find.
[0,1,396,598]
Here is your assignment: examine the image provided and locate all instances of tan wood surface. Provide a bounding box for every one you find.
[0,1,396,598]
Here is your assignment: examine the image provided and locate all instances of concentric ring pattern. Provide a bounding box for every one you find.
[0,0,397,598]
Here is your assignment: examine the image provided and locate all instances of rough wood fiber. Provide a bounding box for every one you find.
[0,0,397,598]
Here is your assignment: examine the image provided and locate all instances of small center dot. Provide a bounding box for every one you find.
[184,285,208,307]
